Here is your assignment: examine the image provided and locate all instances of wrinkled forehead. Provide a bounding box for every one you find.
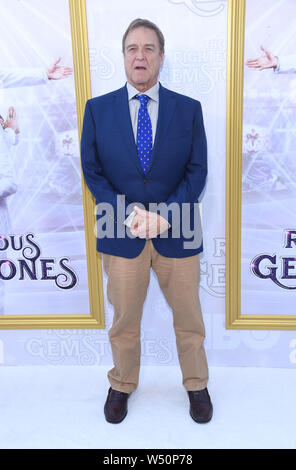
[125,27,160,49]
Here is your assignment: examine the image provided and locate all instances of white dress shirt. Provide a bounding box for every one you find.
[126,81,159,144]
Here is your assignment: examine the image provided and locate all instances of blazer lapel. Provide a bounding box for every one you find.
[146,83,176,175]
[113,85,144,176]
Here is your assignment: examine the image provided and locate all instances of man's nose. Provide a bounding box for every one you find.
[135,49,145,60]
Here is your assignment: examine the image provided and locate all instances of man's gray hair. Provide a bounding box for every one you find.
[122,18,165,54]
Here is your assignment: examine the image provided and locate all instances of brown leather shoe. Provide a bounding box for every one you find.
[187,388,213,423]
[104,387,131,423]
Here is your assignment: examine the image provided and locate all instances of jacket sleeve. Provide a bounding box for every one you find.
[0,69,48,88]
[3,128,19,147]
[80,100,129,223]
[162,101,207,227]
[0,132,17,199]
[0,175,17,199]
[275,55,296,74]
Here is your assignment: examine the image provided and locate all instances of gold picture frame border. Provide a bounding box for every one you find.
[226,0,296,330]
[0,0,105,329]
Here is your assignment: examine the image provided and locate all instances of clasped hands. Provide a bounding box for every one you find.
[130,205,170,239]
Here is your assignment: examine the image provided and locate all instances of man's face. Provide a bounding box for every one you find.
[123,26,164,92]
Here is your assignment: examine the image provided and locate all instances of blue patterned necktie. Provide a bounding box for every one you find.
[133,94,152,174]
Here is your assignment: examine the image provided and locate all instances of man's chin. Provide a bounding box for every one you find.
[128,75,157,91]
[133,73,148,83]
[131,78,149,88]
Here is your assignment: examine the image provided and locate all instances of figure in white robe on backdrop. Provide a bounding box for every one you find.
[0,122,18,314]
[0,58,72,314]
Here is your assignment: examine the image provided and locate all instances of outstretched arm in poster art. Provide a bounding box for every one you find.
[0,57,73,88]
[246,45,296,73]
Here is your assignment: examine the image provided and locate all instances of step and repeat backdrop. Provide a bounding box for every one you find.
[0,0,295,369]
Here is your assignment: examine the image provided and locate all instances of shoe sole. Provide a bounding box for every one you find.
[190,408,213,424]
[104,410,128,424]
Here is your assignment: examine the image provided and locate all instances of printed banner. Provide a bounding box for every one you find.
[0,0,89,316]
[242,0,296,315]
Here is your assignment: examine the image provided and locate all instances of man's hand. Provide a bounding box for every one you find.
[130,206,170,239]
[47,58,73,80]
[130,209,145,235]
[2,107,20,134]
[246,45,278,71]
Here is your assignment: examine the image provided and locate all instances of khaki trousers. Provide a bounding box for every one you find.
[102,239,208,393]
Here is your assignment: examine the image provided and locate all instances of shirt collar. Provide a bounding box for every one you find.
[126,81,159,103]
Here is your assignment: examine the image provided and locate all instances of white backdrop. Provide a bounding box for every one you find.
[0,0,295,369]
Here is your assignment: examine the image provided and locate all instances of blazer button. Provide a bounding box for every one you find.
[144,179,148,184]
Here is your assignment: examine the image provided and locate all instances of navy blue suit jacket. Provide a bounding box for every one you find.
[80,83,207,258]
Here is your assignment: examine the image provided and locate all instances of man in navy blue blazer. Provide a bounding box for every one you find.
[81,18,212,424]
